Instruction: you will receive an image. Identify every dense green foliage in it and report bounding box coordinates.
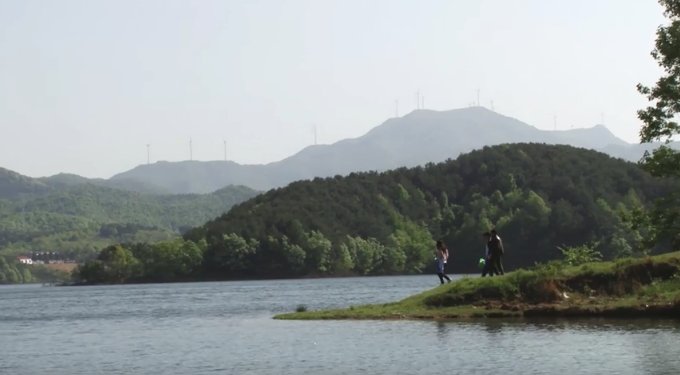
[0,256,34,283]
[0,184,258,261]
[0,168,51,199]
[558,243,603,266]
[637,0,680,248]
[165,144,673,281]
[75,239,205,284]
[0,256,70,284]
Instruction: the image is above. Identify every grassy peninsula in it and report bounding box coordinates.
[275,251,680,320]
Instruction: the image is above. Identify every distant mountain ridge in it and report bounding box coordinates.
[4,107,678,195]
[0,167,51,199]
[0,167,169,200]
[39,173,170,195]
[110,107,678,193]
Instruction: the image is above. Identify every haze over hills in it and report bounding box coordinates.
[0,173,259,260]
[109,107,678,194]
[3,107,676,196]
[0,167,171,200]
[0,167,51,199]
[39,173,172,195]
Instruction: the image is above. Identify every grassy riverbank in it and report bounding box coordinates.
[275,251,680,320]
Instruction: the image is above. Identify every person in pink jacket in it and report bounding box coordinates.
[435,240,451,284]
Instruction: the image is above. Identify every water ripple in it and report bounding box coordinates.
[1,276,679,374]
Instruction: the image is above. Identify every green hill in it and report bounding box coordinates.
[0,167,51,199]
[0,184,259,261]
[184,143,673,279]
[38,173,170,195]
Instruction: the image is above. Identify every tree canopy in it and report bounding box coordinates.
[637,0,680,248]
[174,144,672,280]
[0,184,258,262]
[75,144,676,284]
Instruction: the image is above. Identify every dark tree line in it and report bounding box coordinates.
[186,144,669,276]
[75,144,674,284]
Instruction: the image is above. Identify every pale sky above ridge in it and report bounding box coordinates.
[0,0,667,178]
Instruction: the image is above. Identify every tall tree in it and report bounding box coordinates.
[637,0,680,247]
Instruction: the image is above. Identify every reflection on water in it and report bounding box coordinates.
[429,318,680,375]
[1,277,679,375]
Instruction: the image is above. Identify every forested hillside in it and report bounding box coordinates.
[0,167,51,199]
[0,184,259,261]
[165,143,672,280]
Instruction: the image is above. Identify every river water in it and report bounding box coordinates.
[1,275,679,374]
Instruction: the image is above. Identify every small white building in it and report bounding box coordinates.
[17,256,33,265]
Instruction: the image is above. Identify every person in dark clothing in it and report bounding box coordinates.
[435,240,451,284]
[488,229,505,275]
[480,232,496,277]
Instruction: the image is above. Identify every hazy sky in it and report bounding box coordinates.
[0,0,667,178]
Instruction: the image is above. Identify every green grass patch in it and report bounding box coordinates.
[275,251,680,320]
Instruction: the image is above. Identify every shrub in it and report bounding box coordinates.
[558,243,602,266]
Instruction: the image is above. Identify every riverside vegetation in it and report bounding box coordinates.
[275,251,680,320]
[71,143,676,284]
[0,178,258,283]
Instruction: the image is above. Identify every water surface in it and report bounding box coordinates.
[1,276,679,374]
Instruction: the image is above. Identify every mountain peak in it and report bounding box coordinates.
[553,124,628,148]
[404,106,497,118]
[58,107,650,194]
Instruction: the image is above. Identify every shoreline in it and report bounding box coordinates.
[274,251,680,320]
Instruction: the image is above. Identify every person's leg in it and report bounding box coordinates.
[442,263,451,282]
[481,258,490,277]
[489,256,499,276]
[443,273,451,282]
[491,257,501,275]
[437,260,445,283]
[497,255,505,275]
